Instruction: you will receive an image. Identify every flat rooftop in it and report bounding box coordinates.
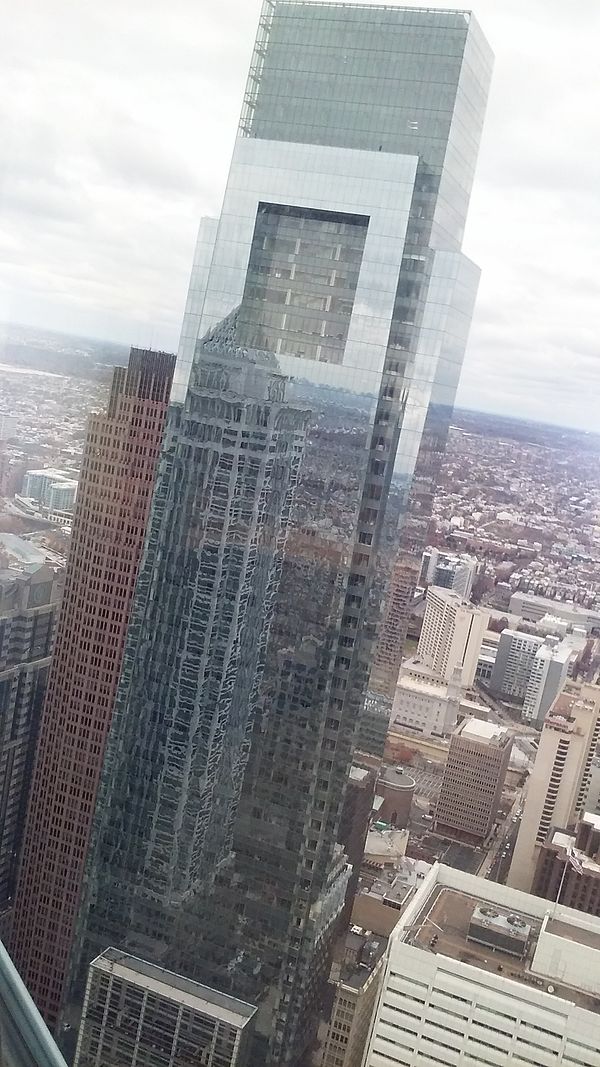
[93,949,256,1028]
[546,918,600,953]
[457,718,508,744]
[406,887,600,1015]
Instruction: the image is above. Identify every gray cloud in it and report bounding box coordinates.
[0,0,598,429]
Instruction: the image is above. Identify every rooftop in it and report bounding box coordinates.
[92,949,256,1027]
[456,717,508,744]
[404,876,600,1016]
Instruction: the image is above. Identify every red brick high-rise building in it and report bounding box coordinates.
[10,348,174,1029]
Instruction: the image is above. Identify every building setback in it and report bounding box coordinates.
[74,949,256,1067]
[0,565,60,937]
[78,5,492,1066]
[434,718,512,843]
[11,348,175,1029]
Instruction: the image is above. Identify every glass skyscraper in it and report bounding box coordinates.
[76,4,492,1064]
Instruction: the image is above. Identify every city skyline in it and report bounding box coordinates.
[1,0,599,431]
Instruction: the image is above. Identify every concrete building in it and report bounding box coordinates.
[434,718,512,844]
[416,587,488,687]
[392,659,461,737]
[418,547,477,600]
[353,858,432,934]
[321,929,387,1067]
[0,565,59,936]
[489,628,544,702]
[74,949,256,1067]
[532,812,600,916]
[11,349,175,1029]
[585,756,600,814]
[510,591,600,635]
[522,635,572,726]
[364,863,600,1067]
[375,767,415,828]
[21,468,75,507]
[508,684,600,893]
[47,479,78,513]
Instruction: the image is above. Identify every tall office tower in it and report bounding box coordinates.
[364,863,600,1067]
[532,812,600,915]
[489,627,544,701]
[522,635,571,726]
[0,564,59,938]
[508,684,600,892]
[80,4,492,1064]
[74,950,256,1067]
[11,349,175,1029]
[415,586,488,686]
[434,718,512,843]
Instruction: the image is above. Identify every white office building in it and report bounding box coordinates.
[364,863,600,1067]
[417,587,488,688]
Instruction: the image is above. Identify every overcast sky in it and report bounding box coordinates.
[1,0,599,429]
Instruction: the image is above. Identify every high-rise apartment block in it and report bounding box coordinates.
[508,684,600,893]
[416,586,488,687]
[364,863,600,1067]
[78,5,491,1065]
[532,811,600,916]
[522,635,572,726]
[489,628,544,701]
[74,950,256,1067]
[11,349,175,1029]
[418,546,477,599]
[0,564,59,937]
[434,718,512,843]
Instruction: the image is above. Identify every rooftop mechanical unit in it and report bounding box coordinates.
[468,905,531,958]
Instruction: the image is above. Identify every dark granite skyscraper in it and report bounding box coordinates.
[78,4,492,1064]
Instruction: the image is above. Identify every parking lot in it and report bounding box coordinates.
[400,764,444,800]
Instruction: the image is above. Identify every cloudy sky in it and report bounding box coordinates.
[1,0,599,429]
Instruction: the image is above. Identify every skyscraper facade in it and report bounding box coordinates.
[80,4,492,1064]
[11,349,175,1029]
[0,564,60,937]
